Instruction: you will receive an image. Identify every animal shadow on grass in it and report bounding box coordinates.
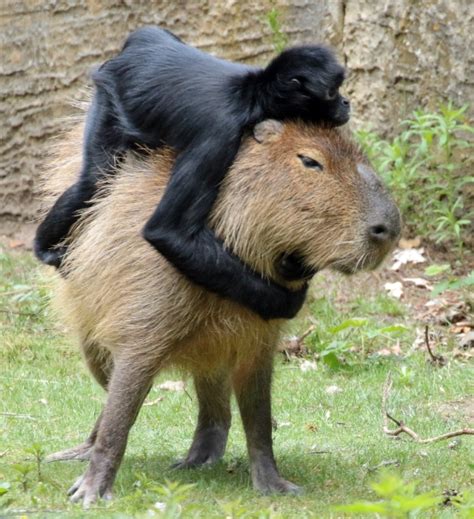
[111,450,360,500]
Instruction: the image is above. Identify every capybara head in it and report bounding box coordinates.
[211,119,400,285]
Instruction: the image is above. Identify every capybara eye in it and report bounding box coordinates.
[290,77,301,87]
[298,154,323,171]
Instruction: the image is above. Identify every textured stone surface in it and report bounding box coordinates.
[1,0,472,226]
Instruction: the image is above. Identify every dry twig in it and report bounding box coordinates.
[424,325,446,366]
[382,374,473,443]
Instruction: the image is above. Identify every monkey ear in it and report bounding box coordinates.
[253,119,284,143]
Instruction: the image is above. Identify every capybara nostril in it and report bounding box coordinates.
[341,97,350,107]
[368,223,390,243]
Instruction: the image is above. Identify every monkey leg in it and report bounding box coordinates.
[35,89,126,269]
[68,356,155,507]
[233,355,301,495]
[47,343,112,462]
[173,370,231,469]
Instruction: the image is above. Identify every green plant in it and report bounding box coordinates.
[452,491,474,518]
[306,308,408,368]
[10,463,33,493]
[333,472,441,517]
[424,263,474,295]
[266,5,288,53]
[357,103,473,253]
[431,270,474,296]
[25,443,45,482]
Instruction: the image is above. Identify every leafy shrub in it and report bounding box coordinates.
[333,472,441,517]
[357,104,473,253]
[266,5,288,53]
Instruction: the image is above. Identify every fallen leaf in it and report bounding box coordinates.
[390,248,426,271]
[399,237,421,249]
[376,341,402,357]
[143,396,164,406]
[411,327,426,350]
[403,277,432,290]
[9,239,25,249]
[384,281,403,299]
[325,385,342,395]
[299,360,317,372]
[459,331,474,350]
[158,380,185,392]
[450,324,471,334]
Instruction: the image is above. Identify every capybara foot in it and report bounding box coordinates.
[172,426,227,469]
[171,447,223,469]
[251,463,302,495]
[68,470,113,508]
[46,442,93,462]
[253,475,302,495]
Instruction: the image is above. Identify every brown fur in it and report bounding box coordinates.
[43,118,399,505]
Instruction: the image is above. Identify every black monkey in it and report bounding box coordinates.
[34,26,350,320]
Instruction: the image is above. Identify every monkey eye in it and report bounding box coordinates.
[298,154,323,171]
[290,77,301,87]
[327,88,338,100]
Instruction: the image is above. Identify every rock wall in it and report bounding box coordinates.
[1,0,472,227]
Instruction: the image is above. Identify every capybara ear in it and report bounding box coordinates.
[253,119,284,143]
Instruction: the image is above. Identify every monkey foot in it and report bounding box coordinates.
[34,243,67,269]
[68,471,113,508]
[46,442,93,462]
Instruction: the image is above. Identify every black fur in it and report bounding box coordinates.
[34,26,349,320]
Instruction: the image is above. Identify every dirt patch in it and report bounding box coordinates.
[435,397,474,425]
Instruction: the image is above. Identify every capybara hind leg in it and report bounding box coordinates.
[83,342,113,390]
[173,371,231,469]
[234,355,301,495]
[68,358,155,507]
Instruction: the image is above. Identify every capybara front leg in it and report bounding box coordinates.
[173,370,231,468]
[234,356,301,495]
[68,360,154,507]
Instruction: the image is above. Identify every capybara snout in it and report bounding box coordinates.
[46,118,400,504]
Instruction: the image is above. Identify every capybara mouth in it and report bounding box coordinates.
[331,250,386,275]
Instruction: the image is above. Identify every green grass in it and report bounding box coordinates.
[1,248,473,518]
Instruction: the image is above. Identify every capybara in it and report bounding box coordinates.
[44,118,400,506]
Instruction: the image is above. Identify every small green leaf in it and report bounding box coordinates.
[328,318,369,334]
[321,352,342,369]
[0,482,10,496]
[424,264,451,276]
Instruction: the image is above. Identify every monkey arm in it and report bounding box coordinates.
[143,136,307,320]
